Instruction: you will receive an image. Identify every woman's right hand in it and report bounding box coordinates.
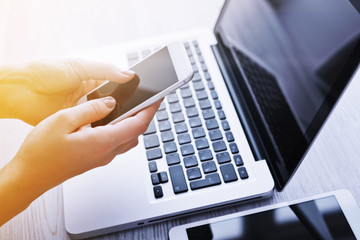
[12,97,160,201]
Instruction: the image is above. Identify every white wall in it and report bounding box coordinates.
[0,0,223,64]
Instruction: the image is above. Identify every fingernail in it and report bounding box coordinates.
[103,96,116,108]
[123,69,135,75]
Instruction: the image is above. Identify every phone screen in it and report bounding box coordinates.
[186,196,356,240]
[87,46,178,127]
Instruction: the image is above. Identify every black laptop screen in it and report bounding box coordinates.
[215,0,360,187]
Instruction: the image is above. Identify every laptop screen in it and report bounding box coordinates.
[215,0,360,187]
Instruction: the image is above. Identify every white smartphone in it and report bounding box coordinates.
[169,190,360,240]
[77,41,193,127]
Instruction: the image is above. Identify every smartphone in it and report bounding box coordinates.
[77,41,193,127]
[169,190,360,240]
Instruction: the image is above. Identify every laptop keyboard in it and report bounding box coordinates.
[126,41,249,199]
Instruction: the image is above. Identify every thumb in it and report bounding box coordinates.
[61,97,116,132]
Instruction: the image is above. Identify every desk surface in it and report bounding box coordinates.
[1,1,360,239]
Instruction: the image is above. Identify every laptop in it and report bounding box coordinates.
[63,0,360,239]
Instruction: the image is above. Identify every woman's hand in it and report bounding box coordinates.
[17,96,161,191]
[0,59,134,126]
[0,97,161,226]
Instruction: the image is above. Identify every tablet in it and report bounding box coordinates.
[169,190,360,240]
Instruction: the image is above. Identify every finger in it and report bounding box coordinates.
[66,58,135,83]
[57,96,116,132]
[74,100,161,147]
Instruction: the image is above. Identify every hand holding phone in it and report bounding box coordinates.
[77,41,193,127]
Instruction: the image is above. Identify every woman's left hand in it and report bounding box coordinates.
[0,59,134,126]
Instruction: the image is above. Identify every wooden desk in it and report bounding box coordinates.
[1,1,360,239]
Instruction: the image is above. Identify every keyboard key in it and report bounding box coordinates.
[195,138,209,150]
[206,119,219,130]
[221,120,230,131]
[220,164,238,183]
[209,130,223,141]
[198,149,213,161]
[199,99,211,110]
[151,173,160,185]
[186,48,193,57]
[148,161,157,173]
[202,161,217,174]
[159,171,169,183]
[161,131,174,142]
[184,155,198,168]
[159,102,166,110]
[190,173,221,190]
[166,153,180,165]
[234,154,244,166]
[159,121,171,132]
[143,134,160,149]
[184,42,190,49]
[127,52,139,60]
[213,141,227,152]
[198,55,204,63]
[186,107,199,118]
[181,144,195,156]
[193,81,205,91]
[167,93,179,103]
[207,81,215,90]
[156,110,168,121]
[214,100,222,110]
[189,56,195,65]
[146,148,162,160]
[225,131,234,142]
[178,133,191,145]
[189,117,202,128]
[229,143,239,154]
[195,47,201,55]
[192,73,202,82]
[170,103,182,113]
[164,142,177,154]
[238,167,249,179]
[181,88,192,98]
[218,110,226,120]
[211,90,218,100]
[169,165,188,194]
[153,186,163,199]
[144,120,156,135]
[187,167,202,180]
[141,49,151,58]
[202,109,215,120]
[193,40,199,48]
[192,127,206,139]
[128,58,138,66]
[172,112,185,123]
[175,123,188,134]
[201,64,208,72]
[196,90,208,100]
[181,83,190,89]
[183,97,195,108]
[216,152,231,164]
[204,72,211,80]
[192,64,198,73]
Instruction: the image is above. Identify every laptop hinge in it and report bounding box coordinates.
[211,34,284,189]
[211,43,268,162]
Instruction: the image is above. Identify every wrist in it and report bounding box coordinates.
[0,155,49,225]
[0,155,48,206]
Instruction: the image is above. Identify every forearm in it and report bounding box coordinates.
[0,156,45,226]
